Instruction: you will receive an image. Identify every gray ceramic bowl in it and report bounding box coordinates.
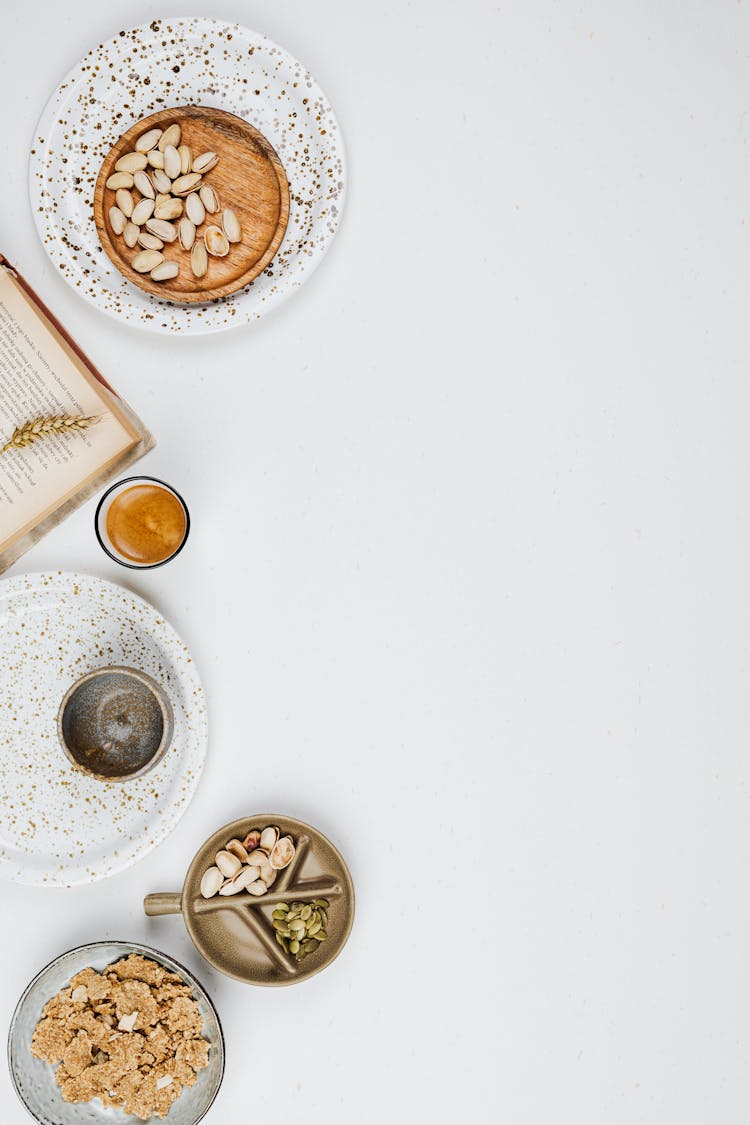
[8,941,224,1125]
[58,667,175,782]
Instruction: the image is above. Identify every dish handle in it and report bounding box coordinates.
[144,892,183,916]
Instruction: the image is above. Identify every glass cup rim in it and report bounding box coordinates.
[94,475,190,570]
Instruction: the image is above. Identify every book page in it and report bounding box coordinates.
[0,268,139,552]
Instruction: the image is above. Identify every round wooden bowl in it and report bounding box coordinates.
[94,106,290,304]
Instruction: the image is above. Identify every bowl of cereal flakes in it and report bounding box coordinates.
[8,941,224,1123]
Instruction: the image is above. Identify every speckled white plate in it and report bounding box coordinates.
[0,572,207,886]
[29,16,346,335]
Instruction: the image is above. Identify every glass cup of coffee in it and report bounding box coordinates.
[95,476,190,569]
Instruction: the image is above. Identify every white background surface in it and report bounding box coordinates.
[1,1,748,1121]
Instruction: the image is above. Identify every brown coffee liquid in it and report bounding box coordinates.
[106,484,187,565]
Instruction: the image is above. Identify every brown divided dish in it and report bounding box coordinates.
[144,815,355,986]
[94,106,290,304]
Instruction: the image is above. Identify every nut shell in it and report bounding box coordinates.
[225,838,249,863]
[133,170,155,199]
[215,850,242,878]
[115,152,148,174]
[150,261,179,282]
[269,835,295,870]
[246,850,269,868]
[246,880,268,897]
[145,218,178,243]
[132,249,163,274]
[115,189,134,219]
[135,127,163,153]
[190,241,208,278]
[259,826,279,852]
[200,866,223,898]
[157,123,181,152]
[204,226,230,257]
[123,222,139,248]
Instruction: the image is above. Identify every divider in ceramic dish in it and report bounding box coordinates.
[144,814,355,986]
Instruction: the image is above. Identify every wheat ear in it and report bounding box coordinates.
[1,414,102,454]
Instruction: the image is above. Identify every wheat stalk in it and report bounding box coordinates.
[1,414,102,454]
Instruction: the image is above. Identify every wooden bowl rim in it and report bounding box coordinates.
[93,105,290,305]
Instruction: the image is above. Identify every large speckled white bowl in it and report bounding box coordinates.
[8,941,225,1125]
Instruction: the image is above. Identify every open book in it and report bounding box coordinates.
[0,257,154,571]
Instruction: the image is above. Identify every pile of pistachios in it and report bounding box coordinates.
[272,899,330,961]
[103,120,242,283]
[200,825,295,899]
